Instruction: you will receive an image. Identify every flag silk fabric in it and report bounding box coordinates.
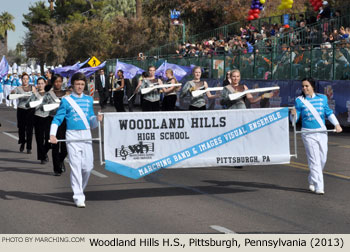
[54,58,90,77]
[103,107,290,179]
[115,60,144,79]
[155,62,194,81]
[0,56,9,79]
[67,61,107,85]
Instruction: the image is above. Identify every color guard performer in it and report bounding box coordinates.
[139,66,163,111]
[43,74,69,176]
[180,66,218,110]
[291,78,342,195]
[26,77,50,164]
[162,69,180,111]
[50,72,103,208]
[10,73,36,153]
[220,69,273,109]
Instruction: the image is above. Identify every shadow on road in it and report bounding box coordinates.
[202,180,309,194]
[0,166,52,176]
[0,190,73,207]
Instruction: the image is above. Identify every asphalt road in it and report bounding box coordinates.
[0,104,349,234]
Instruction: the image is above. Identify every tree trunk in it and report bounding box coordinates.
[136,0,142,18]
[4,31,7,56]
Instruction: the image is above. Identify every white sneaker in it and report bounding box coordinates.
[315,190,324,195]
[75,202,86,208]
[309,184,315,192]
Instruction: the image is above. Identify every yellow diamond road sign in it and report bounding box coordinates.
[88,56,101,67]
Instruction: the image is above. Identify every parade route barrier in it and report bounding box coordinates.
[101,108,292,179]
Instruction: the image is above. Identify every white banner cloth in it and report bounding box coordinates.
[103,108,290,179]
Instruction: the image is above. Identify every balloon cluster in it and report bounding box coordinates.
[247,0,265,21]
[309,0,323,11]
[278,0,294,10]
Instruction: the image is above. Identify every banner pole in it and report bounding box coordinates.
[98,117,104,165]
[296,129,336,134]
[293,110,297,159]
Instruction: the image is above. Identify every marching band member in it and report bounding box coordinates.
[43,74,69,176]
[11,72,21,109]
[113,70,126,112]
[50,72,103,208]
[29,72,38,86]
[3,74,13,107]
[161,69,180,111]
[139,66,163,111]
[220,69,273,109]
[291,78,342,195]
[27,77,50,164]
[10,73,36,153]
[180,66,218,110]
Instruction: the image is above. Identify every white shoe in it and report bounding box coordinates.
[309,184,315,192]
[315,190,324,195]
[76,202,86,208]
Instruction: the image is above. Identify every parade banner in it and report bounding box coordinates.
[103,108,290,179]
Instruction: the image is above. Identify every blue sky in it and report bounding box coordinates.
[1,0,45,50]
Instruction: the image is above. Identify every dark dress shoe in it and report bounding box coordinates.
[53,172,61,176]
[40,160,46,164]
[19,143,25,152]
[27,149,32,154]
[61,162,66,173]
[45,154,49,162]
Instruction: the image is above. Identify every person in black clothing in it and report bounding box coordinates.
[125,76,136,112]
[44,68,53,92]
[95,69,110,109]
[113,70,126,112]
[320,1,331,20]
[223,71,231,86]
[108,71,114,106]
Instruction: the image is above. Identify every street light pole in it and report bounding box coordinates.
[182,22,186,44]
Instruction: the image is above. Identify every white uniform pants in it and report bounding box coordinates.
[11,86,17,108]
[302,131,328,191]
[3,85,12,106]
[66,129,94,204]
[0,91,3,104]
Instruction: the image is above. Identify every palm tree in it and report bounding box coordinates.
[136,0,142,18]
[0,12,16,55]
[48,0,55,11]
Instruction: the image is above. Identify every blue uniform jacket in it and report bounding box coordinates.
[294,94,334,129]
[51,93,98,135]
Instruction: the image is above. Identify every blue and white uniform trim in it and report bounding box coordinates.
[50,93,98,136]
[293,94,339,129]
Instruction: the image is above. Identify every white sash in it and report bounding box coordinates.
[65,96,90,130]
[298,96,326,130]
